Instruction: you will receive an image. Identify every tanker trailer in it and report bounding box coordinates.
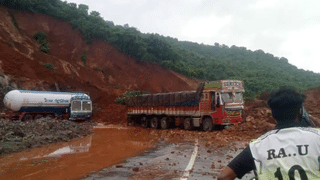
[3,90,92,121]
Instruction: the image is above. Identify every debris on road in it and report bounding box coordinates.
[0,118,93,156]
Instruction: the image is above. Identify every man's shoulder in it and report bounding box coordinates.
[250,127,320,146]
[250,129,278,145]
[298,126,320,134]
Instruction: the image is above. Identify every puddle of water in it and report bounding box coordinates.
[15,136,93,161]
[0,127,155,180]
[94,124,129,130]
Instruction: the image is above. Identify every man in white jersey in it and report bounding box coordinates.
[218,87,320,180]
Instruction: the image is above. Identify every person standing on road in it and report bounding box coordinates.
[218,87,320,180]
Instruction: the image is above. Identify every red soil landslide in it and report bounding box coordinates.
[0,6,200,124]
[1,4,320,141]
[2,5,320,180]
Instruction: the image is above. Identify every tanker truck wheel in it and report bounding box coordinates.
[141,117,149,128]
[184,118,194,130]
[22,114,33,121]
[203,117,214,132]
[150,117,160,129]
[160,117,169,129]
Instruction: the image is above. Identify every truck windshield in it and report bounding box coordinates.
[221,92,233,103]
[82,101,92,111]
[72,101,81,111]
[234,92,243,103]
[221,92,243,103]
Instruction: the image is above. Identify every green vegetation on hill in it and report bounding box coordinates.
[34,31,50,53]
[2,0,320,98]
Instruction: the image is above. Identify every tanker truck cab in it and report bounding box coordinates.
[69,94,92,120]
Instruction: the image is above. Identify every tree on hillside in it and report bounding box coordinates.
[2,0,320,98]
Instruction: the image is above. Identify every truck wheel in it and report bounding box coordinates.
[203,117,214,132]
[34,114,43,120]
[150,117,160,129]
[23,114,33,121]
[184,118,194,130]
[127,116,132,126]
[160,117,169,129]
[141,117,149,128]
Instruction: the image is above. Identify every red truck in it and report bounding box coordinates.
[127,80,244,131]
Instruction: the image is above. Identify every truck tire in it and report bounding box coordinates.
[160,117,169,129]
[184,118,194,130]
[150,117,160,129]
[141,117,149,128]
[23,114,33,121]
[203,117,214,132]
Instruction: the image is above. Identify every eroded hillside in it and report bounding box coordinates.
[0,6,200,123]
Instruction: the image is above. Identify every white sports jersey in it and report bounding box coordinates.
[250,127,320,180]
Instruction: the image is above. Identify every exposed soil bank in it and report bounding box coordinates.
[0,5,200,125]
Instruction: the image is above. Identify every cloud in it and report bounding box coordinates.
[280,24,320,72]
[181,15,232,39]
[67,0,320,73]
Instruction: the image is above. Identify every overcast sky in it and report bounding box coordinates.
[67,0,320,73]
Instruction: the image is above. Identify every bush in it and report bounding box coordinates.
[81,53,87,65]
[34,32,50,53]
[10,13,19,30]
[115,96,126,104]
[44,63,54,70]
[93,67,101,71]
[115,91,149,105]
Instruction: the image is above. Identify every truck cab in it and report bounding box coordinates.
[200,80,244,126]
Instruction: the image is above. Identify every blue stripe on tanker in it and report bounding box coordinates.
[18,106,69,116]
[18,90,85,95]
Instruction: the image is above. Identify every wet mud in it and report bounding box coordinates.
[0,127,155,180]
[0,125,256,180]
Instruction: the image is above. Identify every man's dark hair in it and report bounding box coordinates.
[267,87,305,122]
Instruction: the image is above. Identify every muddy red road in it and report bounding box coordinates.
[0,126,155,180]
[0,125,254,180]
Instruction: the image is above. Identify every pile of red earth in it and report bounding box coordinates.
[304,87,320,119]
[224,87,320,141]
[0,118,94,156]
[223,99,275,141]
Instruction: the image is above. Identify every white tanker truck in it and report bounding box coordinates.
[3,90,92,121]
